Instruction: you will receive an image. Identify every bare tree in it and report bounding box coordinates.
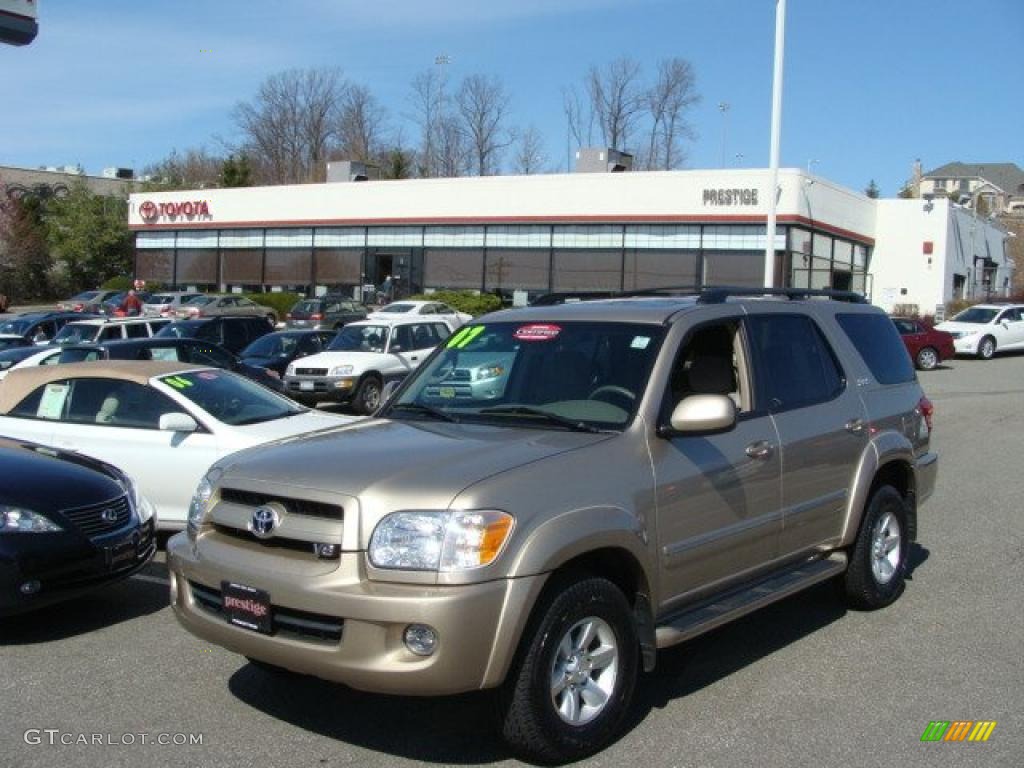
[336,84,388,164]
[234,68,347,184]
[143,147,223,190]
[644,57,699,170]
[435,115,470,178]
[408,68,447,177]
[586,57,644,151]
[562,85,594,151]
[511,125,547,175]
[455,74,511,176]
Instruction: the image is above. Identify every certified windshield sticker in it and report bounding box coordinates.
[37,383,69,420]
[163,375,195,389]
[447,325,485,349]
[631,336,651,349]
[514,324,561,342]
[197,372,219,380]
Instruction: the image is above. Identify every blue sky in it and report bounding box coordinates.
[2,0,1021,197]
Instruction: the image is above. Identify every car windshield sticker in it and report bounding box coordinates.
[163,375,195,389]
[513,324,562,342]
[446,325,485,349]
[197,372,219,380]
[631,336,651,350]
[149,347,180,362]
[37,383,69,420]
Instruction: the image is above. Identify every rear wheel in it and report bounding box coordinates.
[841,485,909,610]
[915,346,939,370]
[977,335,996,360]
[497,576,638,764]
[353,375,382,414]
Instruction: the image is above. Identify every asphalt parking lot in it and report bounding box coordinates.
[2,353,1022,768]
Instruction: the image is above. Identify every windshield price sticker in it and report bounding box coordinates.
[446,325,485,349]
[631,336,651,349]
[513,324,562,342]
[197,372,219,380]
[37,383,69,420]
[163,375,195,390]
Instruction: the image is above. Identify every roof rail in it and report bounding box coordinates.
[697,286,868,304]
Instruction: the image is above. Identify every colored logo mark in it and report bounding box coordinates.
[446,325,484,349]
[920,721,996,742]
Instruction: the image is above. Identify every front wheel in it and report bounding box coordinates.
[915,346,939,370]
[977,335,996,360]
[497,576,638,764]
[353,375,382,414]
[841,485,909,610]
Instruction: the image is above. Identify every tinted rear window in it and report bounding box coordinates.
[836,313,915,385]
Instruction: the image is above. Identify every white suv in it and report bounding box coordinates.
[51,317,170,346]
[935,303,1024,359]
[283,316,453,413]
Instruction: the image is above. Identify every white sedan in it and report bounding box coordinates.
[368,300,472,329]
[0,346,62,381]
[0,361,358,528]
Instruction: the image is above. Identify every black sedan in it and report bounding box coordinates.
[238,329,336,376]
[57,337,285,392]
[0,437,156,616]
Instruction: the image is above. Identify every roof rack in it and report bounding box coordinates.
[697,286,868,304]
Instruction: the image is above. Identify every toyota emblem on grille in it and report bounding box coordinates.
[249,505,280,539]
[100,508,119,525]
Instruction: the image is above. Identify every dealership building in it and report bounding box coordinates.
[128,167,1013,314]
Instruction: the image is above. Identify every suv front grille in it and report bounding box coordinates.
[219,488,343,520]
[188,581,344,643]
[60,495,132,538]
[295,367,328,376]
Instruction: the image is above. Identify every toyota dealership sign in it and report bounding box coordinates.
[138,199,211,223]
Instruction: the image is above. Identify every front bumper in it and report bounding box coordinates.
[283,375,356,403]
[951,335,982,355]
[0,519,156,616]
[167,532,543,695]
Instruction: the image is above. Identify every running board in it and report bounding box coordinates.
[655,553,847,649]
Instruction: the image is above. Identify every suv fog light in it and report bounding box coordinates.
[19,580,41,595]
[404,624,438,656]
[314,542,340,559]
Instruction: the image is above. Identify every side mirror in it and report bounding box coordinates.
[159,412,199,433]
[662,394,737,436]
[389,345,403,353]
[1001,319,1010,328]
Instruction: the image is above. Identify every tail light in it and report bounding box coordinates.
[310,313,323,321]
[918,396,933,432]
[73,303,83,312]
[160,308,171,317]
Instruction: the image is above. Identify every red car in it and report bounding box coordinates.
[892,317,955,370]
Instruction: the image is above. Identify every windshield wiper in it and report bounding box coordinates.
[388,402,461,423]
[478,406,604,433]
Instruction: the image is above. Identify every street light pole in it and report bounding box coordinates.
[764,0,786,288]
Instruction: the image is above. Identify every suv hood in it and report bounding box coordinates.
[934,321,991,333]
[290,350,385,369]
[218,419,613,515]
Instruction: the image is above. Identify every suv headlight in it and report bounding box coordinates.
[331,364,354,376]
[1,505,63,533]
[187,467,222,536]
[285,363,297,376]
[472,363,505,381]
[369,509,514,571]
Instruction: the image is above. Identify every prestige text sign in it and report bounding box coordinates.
[702,188,759,206]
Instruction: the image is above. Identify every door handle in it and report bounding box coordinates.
[410,356,419,362]
[745,441,774,460]
[845,418,867,435]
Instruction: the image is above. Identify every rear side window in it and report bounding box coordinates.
[748,314,844,411]
[836,313,915,385]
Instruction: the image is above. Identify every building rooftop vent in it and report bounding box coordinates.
[574,147,634,173]
[326,160,381,183]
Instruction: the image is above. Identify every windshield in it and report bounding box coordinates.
[156,321,202,338]
[378,303,414,314]
[58,347,104,363]
[292,300,319,314]
[951,307,998,324]
[384,321,665,430]
[328,324,390,352]
[52,323,99,344]
[148,294,173,304]
[158,369,304,426]
[242,333,299,358]
[72,291,99,301]
[183,296,215,306]
[0,318,31,334]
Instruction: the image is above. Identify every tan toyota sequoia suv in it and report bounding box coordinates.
[168,288,937,763]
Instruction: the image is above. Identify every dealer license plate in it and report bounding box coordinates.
[221,581,272,634]
[300,380,315,391]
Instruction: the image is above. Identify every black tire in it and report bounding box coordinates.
[915,346,939,371]
[353,375,382,414]
[496,576,639,764]
[976,335,996,360]
[842,485,909,610]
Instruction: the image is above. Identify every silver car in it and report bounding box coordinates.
[169,288,937,763]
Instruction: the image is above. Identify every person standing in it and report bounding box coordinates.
[120,289,143,316]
